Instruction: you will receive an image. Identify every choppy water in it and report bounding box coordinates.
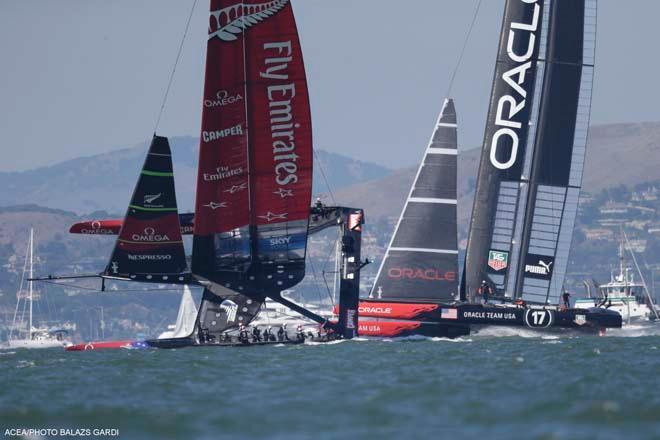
[2,325,660,440]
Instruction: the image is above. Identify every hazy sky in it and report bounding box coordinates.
[1,0,659,172]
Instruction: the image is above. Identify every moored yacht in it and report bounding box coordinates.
[5,229,71,349]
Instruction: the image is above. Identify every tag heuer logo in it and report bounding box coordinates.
[488,250,509,272]
[574,314,587,326]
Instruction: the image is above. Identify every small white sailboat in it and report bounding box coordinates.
[158,285,198,339]
[6,229,70,349]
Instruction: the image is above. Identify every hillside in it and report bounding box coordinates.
[0,137,391,215]
[332,121,660,222]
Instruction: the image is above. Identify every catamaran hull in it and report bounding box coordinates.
[65,340,148,351]
[145,337,304,349]
[355,302,621,337]
[8,339,68,349]
[358,320,470,338]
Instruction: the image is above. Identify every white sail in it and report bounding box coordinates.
[158,286,198,339]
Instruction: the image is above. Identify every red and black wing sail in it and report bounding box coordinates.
[192,0,313,292]
[105,135,187,281]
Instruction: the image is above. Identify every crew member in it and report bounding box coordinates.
[315,197,323,210]
[267,326,274,342]
[477,280,492,304]
[252,326,261,342]
[283,323,289,341]
[239,324,249,343]
[277,325,285,342]
[296,325,305,341]
[562,290,571,309]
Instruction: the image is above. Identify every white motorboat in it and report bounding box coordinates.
[575,233,659,324]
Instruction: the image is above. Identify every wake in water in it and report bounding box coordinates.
[471,326,554,339]
[605,321,660,338]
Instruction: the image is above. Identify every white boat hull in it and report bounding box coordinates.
[7,339,68,349]
[575,299,652,324]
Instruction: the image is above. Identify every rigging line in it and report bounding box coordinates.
[307,256,328,306]
[313,150,336,205]
[445,0,483,98]
[154,0,199,134]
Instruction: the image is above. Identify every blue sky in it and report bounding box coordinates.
[1,0,659,172]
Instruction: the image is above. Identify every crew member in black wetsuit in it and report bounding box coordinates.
[478,280,493,304]
[296,325,305,341]
[263,326,270,342]
[239,324,249,343]
[562,290,571,309]
[198,326,206,344]
[277,325,285,342]
[252,326,261,342]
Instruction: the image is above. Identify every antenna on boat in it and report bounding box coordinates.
[622,228,660,320]
[28,228,33,341]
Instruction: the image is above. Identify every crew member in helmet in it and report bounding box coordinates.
[477,280,492,304]
[562,290,571,310]
[239,323,249,343]
[252,325,261,342]
[277,325,285,342]
[296,324,305,341]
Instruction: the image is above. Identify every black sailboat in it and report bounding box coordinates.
[104,135,189,283]
[358,0,621,337]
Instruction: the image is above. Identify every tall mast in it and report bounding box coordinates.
[28,228,33,340]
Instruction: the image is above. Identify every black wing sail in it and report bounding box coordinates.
[463,0,596,304]
[105,135,187,282]
[512,0,596,304]
[370,98,459,303]
[195,287,264,339]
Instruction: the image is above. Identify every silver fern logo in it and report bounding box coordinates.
[209,0,289,41]
[220,299,239,323]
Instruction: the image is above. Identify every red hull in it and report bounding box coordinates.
[65,340,136,351]
[334,302,440,320]
[358,320,423,337]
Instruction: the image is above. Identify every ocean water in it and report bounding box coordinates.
[2,325,660,440]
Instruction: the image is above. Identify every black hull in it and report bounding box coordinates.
[145,337,306,349]
[358,300,622,337]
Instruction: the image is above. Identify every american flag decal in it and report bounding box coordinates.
[441,308,457,320]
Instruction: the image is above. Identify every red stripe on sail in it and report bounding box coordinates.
[246,1,312,227]
[194,0,250,236]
